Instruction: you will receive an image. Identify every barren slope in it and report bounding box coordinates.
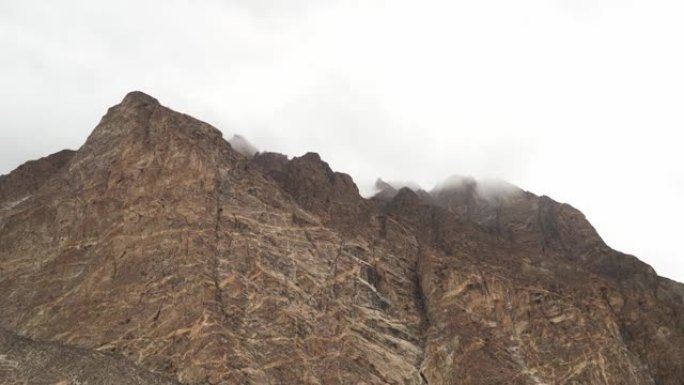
[1,92,682,384]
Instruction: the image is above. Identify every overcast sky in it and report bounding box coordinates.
[1,0,683,282]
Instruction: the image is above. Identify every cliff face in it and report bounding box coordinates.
[0,92,682,385]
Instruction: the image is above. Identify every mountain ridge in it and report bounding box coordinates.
[0,91,682,385]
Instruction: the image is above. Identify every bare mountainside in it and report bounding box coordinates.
[0,92,683,385]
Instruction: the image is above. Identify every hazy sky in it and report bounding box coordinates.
[1,0,683,282]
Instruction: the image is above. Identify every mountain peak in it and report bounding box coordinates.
[82,91,223,151]
[120,90,160,108]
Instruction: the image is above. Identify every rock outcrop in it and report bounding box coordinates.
[0,92,682,384]
[0,328,177,385]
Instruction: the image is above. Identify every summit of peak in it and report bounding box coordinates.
[75,91,232,175]
[120,91,160,107]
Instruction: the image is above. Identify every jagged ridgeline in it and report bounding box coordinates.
[1,92,683,385]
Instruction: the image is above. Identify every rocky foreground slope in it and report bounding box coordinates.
[1,92,683,385]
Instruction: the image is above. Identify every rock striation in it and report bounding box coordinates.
[0,328,178,385]
[0,91,683,384]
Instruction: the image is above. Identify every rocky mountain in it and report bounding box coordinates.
[0,91,682,385]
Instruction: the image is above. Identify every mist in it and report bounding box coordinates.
[432,175,523,202]
[228,135,259,158]
[1,0,683,282]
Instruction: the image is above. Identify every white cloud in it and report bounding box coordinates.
[1,0,683,281]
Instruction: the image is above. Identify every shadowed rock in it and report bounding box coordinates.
[0,328,178,385]
[0,149,74,203]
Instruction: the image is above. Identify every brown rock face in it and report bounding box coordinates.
[1,92,683,384]
[0,328,178,385]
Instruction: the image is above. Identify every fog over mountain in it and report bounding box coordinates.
[1,0,683,282]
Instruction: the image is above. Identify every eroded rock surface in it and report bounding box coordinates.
[1,91,683,384]
[0,328,177,385]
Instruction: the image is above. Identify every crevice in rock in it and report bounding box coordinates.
[212,147,228,322]
[414,245,431,385]
[419,371,429,385]
[328,241,344,305]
